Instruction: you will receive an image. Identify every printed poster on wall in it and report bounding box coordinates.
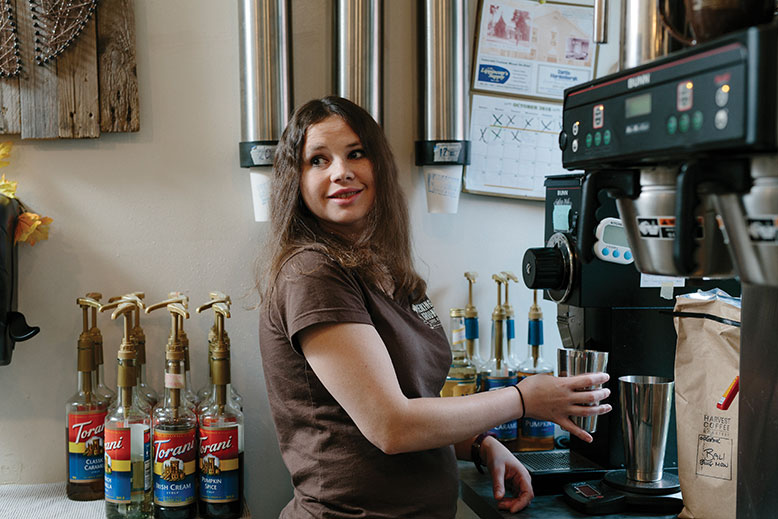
[473,0,596,100]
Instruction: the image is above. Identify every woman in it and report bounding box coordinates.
[259,96,611,518]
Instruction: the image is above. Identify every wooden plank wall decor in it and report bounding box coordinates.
[97,0,139,133]
[0,0,138,139]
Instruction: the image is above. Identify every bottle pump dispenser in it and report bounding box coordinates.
[463,272,482,370]
[87,292,115,406]
[501,271,519,367]
[66,295,108,501]
[481,274,519,451]
[147,292,198,410]
[197,292,242,413]
[196,298,244,518]
[146,300,198,518]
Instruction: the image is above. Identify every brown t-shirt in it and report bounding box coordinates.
[259,249,457,519]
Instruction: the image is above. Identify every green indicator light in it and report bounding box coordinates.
[603,129,612,145]
[594,132,602,146]
[679,113,690,133]
[667,116,678,135]
[692,111,703,131]
[586,133,593,148]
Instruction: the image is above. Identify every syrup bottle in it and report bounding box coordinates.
[88,292,116,407]
[196,299,244,519]
[146,300,198,519]
[480,274,519,451]
[517,290,555,451]
[66,295,108,501]
[102,300,153,519]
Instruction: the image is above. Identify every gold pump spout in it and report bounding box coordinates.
[464,272,478,319]
[101,300,140,413]
[491,274,508,323]
[501,271,518,318]
[197,299,232,406]
[75,295,101,401]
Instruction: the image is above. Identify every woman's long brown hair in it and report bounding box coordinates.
[259,96,426,304]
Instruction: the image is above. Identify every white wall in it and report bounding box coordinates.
[0,1,621,517]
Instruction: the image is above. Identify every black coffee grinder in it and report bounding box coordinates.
[521,175,737,510]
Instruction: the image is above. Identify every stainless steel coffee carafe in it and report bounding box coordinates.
[714,156,778,286]
[615,167,734,278]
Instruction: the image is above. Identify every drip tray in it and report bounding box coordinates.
[514,449,608,495]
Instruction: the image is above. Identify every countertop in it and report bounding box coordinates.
[458,462,680,519]
[0,482,251,519]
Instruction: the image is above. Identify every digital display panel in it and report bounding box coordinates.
[575,484,601,498]
[553,203,572,232]
[603,224,630,247]
[625,93,652,118]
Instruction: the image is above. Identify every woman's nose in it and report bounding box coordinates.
[330,158,355,182]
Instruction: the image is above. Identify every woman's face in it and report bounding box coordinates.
[300,115,376,236]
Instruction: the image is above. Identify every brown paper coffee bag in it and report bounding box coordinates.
[673,289,740,519]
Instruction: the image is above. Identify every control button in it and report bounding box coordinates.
[677,81,693,111]
[667,115,678,135]
[586,133,593,148]
[692,111,704,131]
[559,131,568,151]
[624,251,632,261]
[572,139,579,153]
[612,250,620,258]
[715,85,730,107]
[679,113,690,133]
[593,105,604,129]
[715,109,729,130]
[603,129,612,145]
[594,132,602,146]
[572,121,580,136]
[601,248,610,256]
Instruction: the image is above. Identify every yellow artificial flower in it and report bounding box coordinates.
[27,215,52,246]
[0,174,17,199]
[14,212,40,244]
[15,212,53,245]
[0,141,12,169]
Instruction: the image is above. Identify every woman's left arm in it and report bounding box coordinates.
[454,436,534,513]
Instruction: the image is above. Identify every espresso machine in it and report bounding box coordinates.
[547,16,778,519]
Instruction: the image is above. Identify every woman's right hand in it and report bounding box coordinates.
[518,373,611,443]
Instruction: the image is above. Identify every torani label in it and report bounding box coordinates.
[154,428,197,506]
[104,426,150,504]
[199,425,240,503]
[483,374,519,441]
[68,410,107,482]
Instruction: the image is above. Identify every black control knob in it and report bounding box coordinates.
[522,247,566,290]
[558,130,568,151]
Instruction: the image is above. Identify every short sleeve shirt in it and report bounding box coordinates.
[259,249,457,518]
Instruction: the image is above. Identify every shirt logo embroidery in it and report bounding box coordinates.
[411,298,442,329]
